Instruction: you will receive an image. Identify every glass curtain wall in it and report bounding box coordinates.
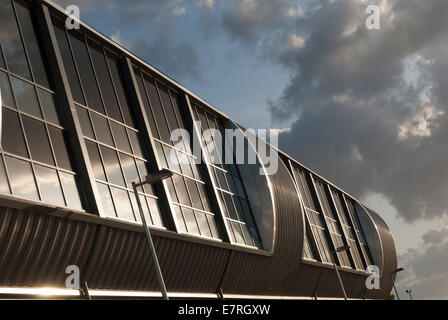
[52,20,164,226]
[133,67,221,239]
[0,0,83,210]
[191,103,262,248]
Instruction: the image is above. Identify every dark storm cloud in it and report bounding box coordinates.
[54,0,202,81]
[222,0,448,222]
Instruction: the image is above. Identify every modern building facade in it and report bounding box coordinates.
[0,0,397,299]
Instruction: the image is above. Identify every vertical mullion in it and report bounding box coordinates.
[183,95,231,243]
[33,2,102,215]
[119,57,179,232]
[309,174,341,266]
[288,160,322,262]
[327,186,356,269]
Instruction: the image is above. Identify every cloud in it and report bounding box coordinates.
[53,0,202,81]
[243,0,448,223]
[397,227,448,299]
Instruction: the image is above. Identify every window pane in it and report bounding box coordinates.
[91,113,113,146]
[53,24,85,104]
[2,108,28,157]
[185,178,203,210]
[60,172,83,210]
[5,156,38,200]
[120,153,139,188]
[135,70,159,139]
[48,126,72,171]
[22,116,55,165]
[232,222,245,244]
[38,89,61,125]
[111,187,135,221]
[11,77,42,118]
[183,207,199,235]
[158,85,178,133]
[128,130,143,157]
[69,32,103,113]
[224,193,238,220]
[15,2,50,88]
[0,71,15,107]
[76,106,94,139]
[0,0,31,79]
[174,205,186,232]
[110,122,131,153]
[145,77,170,143]
[34,165,65,206]
[96,182,116,217]
[89,42,122,122]
[107,54,134,126]
[197,183,211,212]
[196,211,211,237]
[86,140,105,181]
[0,44,5,69]
[173,174,191,206]
[100,145,125,186]
[0,157,10,194]
[207,214,220,239]
[147,197,163,227]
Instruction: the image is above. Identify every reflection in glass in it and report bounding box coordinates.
[91,113,113,146]
[147,197,163,227]
[96,182,116,218]
[76,106,94,139]
[49,126,72,171]
[119,153,139,187]
[53,24,85,104]
[5,156,39,200]
[38,89,60,125]
[34,165,65,206]
[100,145,125,186]
[106,54,134,126]
[0,0,31,79]
[127,130,143,158]
[0,43,5,69]
[196,212,211,237]
[15,2,50,88]
[60,172,83,210]
[111,122,131,153]
[69,32,103,113]
[86,140,106,181]
[0,157,10,194]
[183,207,199,235]
[0,71,15,107]
[10,77,42,118]
[111,187,135,221]
[22,116,55,165]
[89,42,122,122]
[2,108,28,157]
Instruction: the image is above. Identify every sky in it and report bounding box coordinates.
[53,0,448,299]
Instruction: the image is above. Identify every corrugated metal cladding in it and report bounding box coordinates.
[364,209,398,299]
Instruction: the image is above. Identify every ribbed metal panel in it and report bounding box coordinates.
[0,206,96,287]
[364,209,398,299]
[84,227,229,292]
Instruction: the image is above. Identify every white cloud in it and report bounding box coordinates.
[173,6,186,16]
[197,0,214,9]
[397,106,445,140]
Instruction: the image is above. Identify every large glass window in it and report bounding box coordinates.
[134,68,220,239]
[53,22,164,226]
[331,188,364,270]
[191,103,262,248]
[346,198,373,267]
[313,178,351,267]
[0,0,83,211]
[292,166,333,263]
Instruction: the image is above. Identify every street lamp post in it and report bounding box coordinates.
[132,169,173,300]
[333,245,350,300]
[406,289,413,300]
[389,267,404,300]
